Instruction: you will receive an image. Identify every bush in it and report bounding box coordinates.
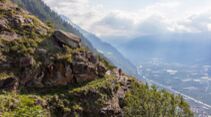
[123,79,194,117]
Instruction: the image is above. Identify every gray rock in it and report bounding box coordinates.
[53,30,81,48]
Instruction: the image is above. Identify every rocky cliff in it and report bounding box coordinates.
[0,0,193,117]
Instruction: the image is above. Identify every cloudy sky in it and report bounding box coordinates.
[43,0,211,40]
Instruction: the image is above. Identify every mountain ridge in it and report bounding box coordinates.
[113,34,211,65]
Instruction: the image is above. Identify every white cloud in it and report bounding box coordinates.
[207,24,211,31]
[43,0,211,40]
[43,0,104,30]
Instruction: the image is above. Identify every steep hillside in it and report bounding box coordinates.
[62,18,139,78]
[0,0,193,116]
[11,0,139,78]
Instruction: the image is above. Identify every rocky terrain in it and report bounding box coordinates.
[0,0,193,117]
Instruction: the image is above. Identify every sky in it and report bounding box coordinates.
[43,0,211,40]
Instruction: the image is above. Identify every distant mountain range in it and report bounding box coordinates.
[112,33,211,65]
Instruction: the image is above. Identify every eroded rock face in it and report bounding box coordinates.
[42,50,106,86]
[43,63,74,86]
[18,50,107,88]
[72,51,107,83]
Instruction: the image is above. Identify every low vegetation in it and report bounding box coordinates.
[0,93,48,117]
[0,75,193,117]
[123,79,193,117]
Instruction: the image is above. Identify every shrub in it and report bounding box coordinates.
[123,79,194,117]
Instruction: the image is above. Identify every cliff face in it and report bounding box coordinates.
[0,0,193,117]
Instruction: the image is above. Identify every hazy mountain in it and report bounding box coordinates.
[113,33,211,65]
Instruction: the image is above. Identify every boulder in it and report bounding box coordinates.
[53,30,81,48]
[0,77,19,91]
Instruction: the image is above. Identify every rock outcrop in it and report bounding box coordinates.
[100,69,132,116]
[17,49,106,88]
[53,30,81,48]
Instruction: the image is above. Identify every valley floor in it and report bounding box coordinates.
[137,60,211,116]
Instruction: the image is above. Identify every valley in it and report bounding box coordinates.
[137,59,211,116]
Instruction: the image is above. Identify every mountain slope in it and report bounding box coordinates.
[62,17,139,77]
[0,0,193,116]
[11,0,139,78]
